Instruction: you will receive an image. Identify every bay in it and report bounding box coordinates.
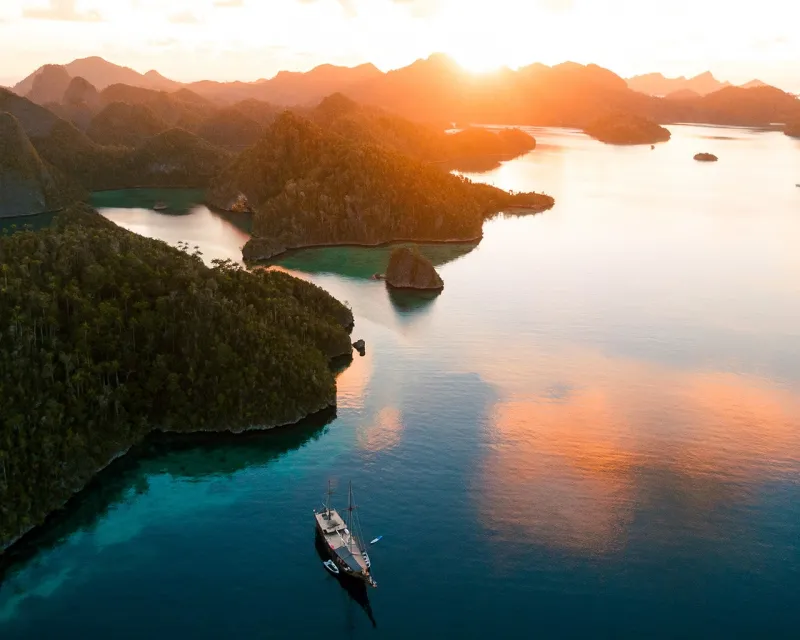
[1,125,799,639]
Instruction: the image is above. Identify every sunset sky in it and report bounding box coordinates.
[1,0,798,89]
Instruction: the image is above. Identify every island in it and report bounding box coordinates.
[385,246,444,290]
[583,113,672,145]
[208,111,555,262]
[0,204,354,551]
[311,93,537,166]
[694,152,718,162]
[786,122,800,138]
[0,88,232,193]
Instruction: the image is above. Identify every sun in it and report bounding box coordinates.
[444,37,533,74]
[449,48,507,74]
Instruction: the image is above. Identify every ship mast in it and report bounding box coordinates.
[325,479,334,517]
[346,481,356,532]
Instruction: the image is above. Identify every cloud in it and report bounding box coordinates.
[169,11,200,24]
[213,0,244,6]
[148,37,179,48]
[391,0,443,18]
[23,0,102,22]
[298,0,357,18]
[537,0,575,11]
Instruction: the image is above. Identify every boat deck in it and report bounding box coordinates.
[315,508,370,574]
[315,509,346,535]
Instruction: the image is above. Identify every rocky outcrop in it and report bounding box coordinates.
[353,339,366,356]
[584,113,671,145]
[385,246,444,291]
[694,153,718,162]
[0,111,78,217]
[786,122,800,138]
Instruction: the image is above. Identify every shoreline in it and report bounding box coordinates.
[243,234,485,264]
[90,185,208,193]
[0,402,340,573]
[0,206,64,220]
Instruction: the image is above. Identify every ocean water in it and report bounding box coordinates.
[1,126,799,638]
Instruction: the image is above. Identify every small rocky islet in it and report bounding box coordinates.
[694,152,719,162]
[384,246,444,291]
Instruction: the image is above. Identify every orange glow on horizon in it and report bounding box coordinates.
[2,0,797,89]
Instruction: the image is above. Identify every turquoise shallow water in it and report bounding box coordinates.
[2,126,800,638]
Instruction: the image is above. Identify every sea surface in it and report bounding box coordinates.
[2,126,799,638]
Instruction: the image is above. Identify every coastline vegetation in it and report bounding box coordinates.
[0,204,353,550]
[583,113,672,145]
[209,111,553,262]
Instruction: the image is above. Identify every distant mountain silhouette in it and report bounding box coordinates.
[689,86,800,126]
[26,65,73,106]
[49,77,103,130]
[14,57,183,96]
[337,55,800,128]
[741,79,769,89]
[627,71,732,97]
[338,54,667,126]
[185,62,384,105]
[98,84,215,128]
[8,54,800,142]
[664,89,701,101]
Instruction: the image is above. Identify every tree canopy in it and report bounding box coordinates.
[0,204,353,550]
[583,113,672,145]
[209,111,553,261]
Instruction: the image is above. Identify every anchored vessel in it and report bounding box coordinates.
[314,482,377,588]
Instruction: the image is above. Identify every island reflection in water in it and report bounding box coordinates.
[2,124,798,638]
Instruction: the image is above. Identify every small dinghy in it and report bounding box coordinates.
[323,560,340,575]
[153,201,168,211]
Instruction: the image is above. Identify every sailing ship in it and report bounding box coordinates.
[314,482,377,588]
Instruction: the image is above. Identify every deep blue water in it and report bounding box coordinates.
[1,125,799,638]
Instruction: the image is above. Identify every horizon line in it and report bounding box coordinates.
[5,52,793,94]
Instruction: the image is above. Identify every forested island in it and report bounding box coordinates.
[583,113,672,145]
[0,72,555,552]
[209,111,553,262]
[0,205,354,550]
[0,87,232,196]
[310,93,537,165]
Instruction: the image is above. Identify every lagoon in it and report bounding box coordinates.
[2,125,799,638]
